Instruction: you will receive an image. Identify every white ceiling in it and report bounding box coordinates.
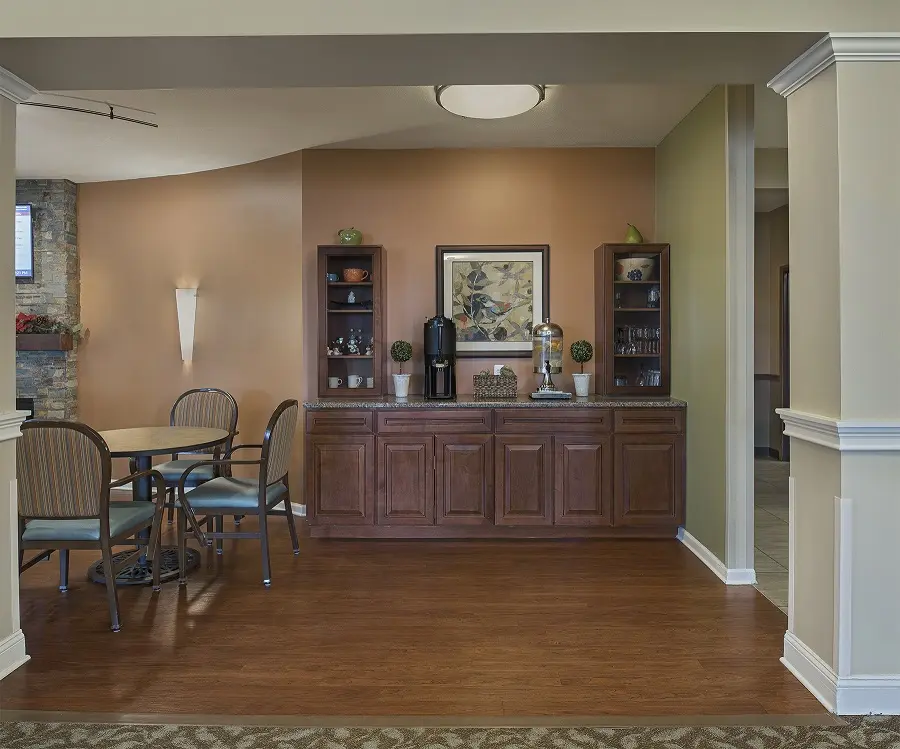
[17,84,725,182]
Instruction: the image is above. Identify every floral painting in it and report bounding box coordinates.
[437,246,549,357]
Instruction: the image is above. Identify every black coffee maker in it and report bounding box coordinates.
[424,315,457,399]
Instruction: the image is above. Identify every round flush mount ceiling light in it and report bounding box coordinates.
[434,84,545,119]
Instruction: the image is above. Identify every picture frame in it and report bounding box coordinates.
[435,245,550,358]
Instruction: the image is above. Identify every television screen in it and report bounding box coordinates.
[15,204,34,283]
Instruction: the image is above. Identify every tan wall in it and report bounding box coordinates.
[755,148,789,190]
[77,152,304,477]
[301,148,656,398]
[656,86,728,561]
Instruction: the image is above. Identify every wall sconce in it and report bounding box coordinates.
[175,288,197,362]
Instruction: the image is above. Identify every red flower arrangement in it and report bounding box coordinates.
[15,312,83,340]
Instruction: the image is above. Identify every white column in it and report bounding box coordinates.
[770,34,900,714]
[0,67,33,680]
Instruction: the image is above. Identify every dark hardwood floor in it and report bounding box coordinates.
[3,517,823,717]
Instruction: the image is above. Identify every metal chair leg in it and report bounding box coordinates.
[100,544,121,632]
[259,511,272,587]
[215,515,224,555]
[59,549,70,591]
[283,495,300,556]
[206,515,213,546]
[177,511,187,586]
[166,488,175,525]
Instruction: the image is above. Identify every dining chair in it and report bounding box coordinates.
[17,420,167,632]
[137,388,239,526]
[174,399,300,586]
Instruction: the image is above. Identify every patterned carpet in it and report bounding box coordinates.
[2,718,900,749]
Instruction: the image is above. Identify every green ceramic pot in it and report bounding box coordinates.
[337,227,363,245]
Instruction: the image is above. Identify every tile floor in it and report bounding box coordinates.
[754,458,789,613]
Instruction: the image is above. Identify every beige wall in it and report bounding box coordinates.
[78,152,304,476]
[755,148,789,190]
[301,148,656,398]
[656,86,727,561]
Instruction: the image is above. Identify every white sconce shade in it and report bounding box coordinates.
[175,288,197,361]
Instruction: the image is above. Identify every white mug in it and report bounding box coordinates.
[327,377,343,388]
[348,375,363,388]
[366,377,375,388]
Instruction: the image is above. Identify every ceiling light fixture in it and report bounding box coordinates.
[434,85,545,120]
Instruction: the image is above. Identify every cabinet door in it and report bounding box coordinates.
[554,435,613,526]
[377,436,434,525]
[614,434,684,526]
[307,435,374,524]
[494,435,552,525]
[435,435,493,525]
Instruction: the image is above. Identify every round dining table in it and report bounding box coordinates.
[88,426,229,587]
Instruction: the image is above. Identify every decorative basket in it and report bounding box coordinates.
[473,372,518,400]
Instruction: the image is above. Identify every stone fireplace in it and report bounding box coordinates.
[15,179,79,419]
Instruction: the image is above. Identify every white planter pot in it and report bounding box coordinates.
[393,373,411,398]
[572,372,592,397]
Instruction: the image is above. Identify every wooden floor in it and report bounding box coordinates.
[3,517,824,718]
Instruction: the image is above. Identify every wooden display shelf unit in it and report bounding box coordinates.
[16,333,73,351]
[595,243,671,396]
[318,245,386,397]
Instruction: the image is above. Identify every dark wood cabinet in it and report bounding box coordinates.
[435,434,493,525]
[614,433,684,527]
[306,434,374,524]
[376,436,434,525]
[305,404,686,538]
[494,435,552,526]
[554,435,613,526]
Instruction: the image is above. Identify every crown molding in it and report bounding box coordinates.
[0,66,36,104]
[769,34,900,98]
[0,411,29,443]
[777,408,900,451]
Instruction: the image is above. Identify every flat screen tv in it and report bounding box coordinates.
[15,204,34,283]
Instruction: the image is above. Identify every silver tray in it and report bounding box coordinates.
[529,391,572,400]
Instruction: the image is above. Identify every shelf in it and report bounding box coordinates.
[328,355,374,359]
[328,309,373,314]
[328,282,373,287]
[614,308,661,312]
[614,354,660,358]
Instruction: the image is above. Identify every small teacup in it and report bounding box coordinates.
[325,273,339,283]
[327,377,343,388]
[348,375,363,388]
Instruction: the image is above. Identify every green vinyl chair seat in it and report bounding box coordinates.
[22,501,157,543]
[153,459,215,484]
[180,477,287,511]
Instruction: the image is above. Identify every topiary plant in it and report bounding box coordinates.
[570,339,594,374]
[390,340,413,373]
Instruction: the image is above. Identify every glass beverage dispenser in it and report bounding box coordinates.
[532,318,564,392]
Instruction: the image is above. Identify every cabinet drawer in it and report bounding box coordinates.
[306,410,374,434]
[494,408,611,434]
[376,409,492,434]
[614,409,684,434]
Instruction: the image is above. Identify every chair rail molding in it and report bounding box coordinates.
[0,411,30,443]
[777,408,900,451]
[769,33,900,98]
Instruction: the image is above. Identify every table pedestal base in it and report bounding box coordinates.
[88,546,201,586]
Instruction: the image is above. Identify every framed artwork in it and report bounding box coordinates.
[435,245,550,358]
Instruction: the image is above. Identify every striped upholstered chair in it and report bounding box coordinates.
[18,420,166,632]
[139,388,239,525]
[174,400,300,586]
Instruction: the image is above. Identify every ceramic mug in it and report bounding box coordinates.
[328,377,343,388]
[325,273,339,282]
[366,377,375,388]
[342,268,370,283]
[348,375,363,388]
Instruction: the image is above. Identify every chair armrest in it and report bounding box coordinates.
[176,458,262,494]
[111,468,166,500]
[225,443,262,458]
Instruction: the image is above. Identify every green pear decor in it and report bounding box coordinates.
[624,223,644,244]
[570,340,594,374]
[337,227,363,245]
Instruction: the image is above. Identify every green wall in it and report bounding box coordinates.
[656,86,728,561]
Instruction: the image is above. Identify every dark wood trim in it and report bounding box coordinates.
[16,333,73,351]
[310,524,678,539]
[779,264,790,462]
[754,373,781,381]
[435,244,550,359]
[755,446,781,460]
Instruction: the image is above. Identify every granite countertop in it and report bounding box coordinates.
[303,395,687,409]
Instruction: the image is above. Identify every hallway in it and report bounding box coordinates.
[754,458,789,613]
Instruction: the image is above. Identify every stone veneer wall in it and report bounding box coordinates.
[15,179,79,419]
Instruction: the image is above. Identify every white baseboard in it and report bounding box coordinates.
[677,527,757,585]
[783,631,900,714]
[0,629,29,680]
